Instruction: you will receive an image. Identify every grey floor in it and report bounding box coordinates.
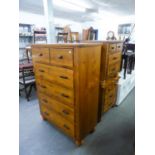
[19,88,135,155]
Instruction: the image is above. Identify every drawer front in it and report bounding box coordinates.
[32,48,49,64]
[37,79,74,105]
[50,48,73,68]
[108,52,121,65]
[107,63,120,78]
[40,104,74,137]
[35,63,49,77]
[108,44,116,53]
[103,93,116,112]
[39,93,74,123]
[105,86,116,100]
[35,63,73,88]
[116,43,123,52]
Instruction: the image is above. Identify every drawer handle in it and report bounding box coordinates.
[43,99,48,103]
[111,47,115,49]
[109,95,113,98]
[113,57,117,60]
[44,112,49,116]
[63,124,70,130]
[57,55,63,59]
[39,69,45,73]
[62,109,69,115]
[59,75,68,79]
[117,46,121,48]
[61,93,69,98]
[41,85,46,89]
[39,53,43,56]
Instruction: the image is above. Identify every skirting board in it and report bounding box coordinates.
[116,70,135,106]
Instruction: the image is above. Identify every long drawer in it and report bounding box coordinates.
[39,93,74,123]
[107,63,120,78]
[35,63,73,88]
[37,79,74,106]
[40,104,74,137]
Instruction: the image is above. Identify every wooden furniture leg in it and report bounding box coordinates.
[75,140,83,146]
[124,55,128,79]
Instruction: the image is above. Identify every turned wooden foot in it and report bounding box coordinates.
[89,128,95,134]
[75,140,83,146]
[41,115,47,121]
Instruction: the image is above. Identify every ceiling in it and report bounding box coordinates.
[19,0,135,22]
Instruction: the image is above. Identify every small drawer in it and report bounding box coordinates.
[50,48,73,68]
[32,48,49,64]
[107,63,120,78]
[116,43,123,52]
[109,44,116,53]
[37,79,74,106]
[35,64,74,88]
[39,93,74,123]
[41,104,74,137]
[108,52,121,65]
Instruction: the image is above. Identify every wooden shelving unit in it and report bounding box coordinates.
[33,29,47,44]
[19,23,34,59]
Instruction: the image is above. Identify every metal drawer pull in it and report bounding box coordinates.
[59,75,68,79]
[109,95,113,98]
[111,47,115,49]
[117,46,121,48]
[41,85,46,88]
[39,53,43,56]
[113,57,117,60]
[62,109,69,115]
[112,68,116,71]
[39,69,45,72]
[57,55,63,59]
[63,124,70,130]
[61,93,69,98]
[44,112,49,116]
[43,99,48,103]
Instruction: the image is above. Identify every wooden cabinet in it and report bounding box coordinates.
[81,41,123,121]
[99,41,123,120]
[32,43,101,145]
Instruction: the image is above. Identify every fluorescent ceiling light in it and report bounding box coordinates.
[53,0,86,12]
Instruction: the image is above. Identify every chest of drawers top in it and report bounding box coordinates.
[32,43,101,67]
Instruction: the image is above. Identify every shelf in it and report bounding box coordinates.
[55,27,64,30]
[19,35,33,37]
[34,30,46,34]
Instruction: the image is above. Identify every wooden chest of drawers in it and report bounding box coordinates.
[81,41,123,120]
[32,43,101,145]
[99,41,123,119]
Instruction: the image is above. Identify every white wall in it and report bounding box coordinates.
[19,11,134,41]
[19,11,83,41]
[19,11,82,31]
[19,11,46,27]
[81,14,135,40]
